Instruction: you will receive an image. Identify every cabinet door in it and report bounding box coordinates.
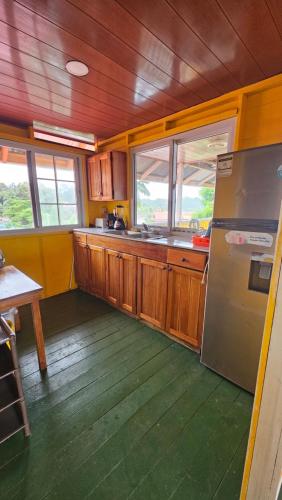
[166,266,206,349]
[137,258,168,329]
[120,253,137,314]
[105,249,120,306]
[88,244,105,297]
[74,241,89,290]
[88,156,102,200]
[100,152,113,201]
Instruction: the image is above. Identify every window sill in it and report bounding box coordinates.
[0,226,80,237]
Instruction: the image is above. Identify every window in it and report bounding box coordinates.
[133,119,234,231]
[135,145,170,226]
[35,154,78,227]
[0,143,82,232]
[0,147,34,230]
[174,134,229,229]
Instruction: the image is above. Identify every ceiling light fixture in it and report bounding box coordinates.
[66,60,89,76]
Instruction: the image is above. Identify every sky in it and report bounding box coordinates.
[0,163,30,185]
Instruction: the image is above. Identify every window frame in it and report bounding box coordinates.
[0,138,85,235]
[131,118,236,232]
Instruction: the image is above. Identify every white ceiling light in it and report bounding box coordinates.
[66,60,89,76]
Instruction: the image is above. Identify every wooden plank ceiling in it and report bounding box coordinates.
[0,0,281,140]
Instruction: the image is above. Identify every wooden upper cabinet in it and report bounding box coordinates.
[88,155,102,200]
[88,243,105,297]
[137,258,168,330]
[87,151,127,201]
[166,266,206,349]
[100,153,113,200]
[119,253,137,314]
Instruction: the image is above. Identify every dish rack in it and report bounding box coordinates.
[0,316,31,444]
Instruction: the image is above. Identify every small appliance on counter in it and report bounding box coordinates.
[114,218,126,230]
[95,218,107,229]
[107,205,126,230]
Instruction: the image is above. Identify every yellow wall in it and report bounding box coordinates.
[98,74,282,226]
[0,127,90,298]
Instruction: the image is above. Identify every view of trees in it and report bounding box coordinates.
[136,181,155,224]
[192,187,215,219]
[0,182,33,229]
[137,180,214,226]
[0,179,77,229]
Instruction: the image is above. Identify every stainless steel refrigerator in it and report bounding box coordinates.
[201,143,282,393]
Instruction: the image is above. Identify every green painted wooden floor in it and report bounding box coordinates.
[0,290,253,500]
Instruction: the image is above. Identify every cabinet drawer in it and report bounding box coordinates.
[167,248,206,271]
[73,232,87,244]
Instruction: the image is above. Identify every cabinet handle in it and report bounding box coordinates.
[168,267,172,272]
[181,257,189,262]
[162,266,167,270]
[116,254,119,258]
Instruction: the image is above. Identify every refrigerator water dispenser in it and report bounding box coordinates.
[248,253,273,294]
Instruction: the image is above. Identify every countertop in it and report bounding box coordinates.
[73,228,209,253]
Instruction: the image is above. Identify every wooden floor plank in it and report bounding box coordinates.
[17,290,114,352]
[128,382,252,500]
[22,318,139,390]
[0,341,181,498]
[84,369,222,500]
[0,327,170,472]
[213,431,250,500]
[20,313,134,377]
[0,291,253,500]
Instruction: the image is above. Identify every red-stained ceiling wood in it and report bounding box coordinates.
[0,0,281,139]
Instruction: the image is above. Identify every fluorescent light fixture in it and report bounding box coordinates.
[66,60,89,76]
[33,121,96,151]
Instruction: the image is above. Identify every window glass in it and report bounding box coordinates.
[59,205,78,225]
[35,153,78,227]
[57,181,76,204]
[174,134,229,229]
[135,145,170,226]
[38,179,57,203]
[0,146,34,230]
[41,204,59,226]
[55,157,75,181]
[35,153,55,179]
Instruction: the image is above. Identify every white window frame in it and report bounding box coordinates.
[131,118,236,232]
[0,138,85,235]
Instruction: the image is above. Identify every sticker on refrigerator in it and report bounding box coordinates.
[225,231,273,247]
[217,155,233,177]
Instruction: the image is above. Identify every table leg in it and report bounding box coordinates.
[31,298,47,371]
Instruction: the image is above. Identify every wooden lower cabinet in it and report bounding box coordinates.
[88,243,105,297]
[166,265,206,348]
[137,258,168,330]
[119,253,137,314]
[105,250,137,313]
[74,234,207,350]
[73,240,89,290]
[105,249,120,306]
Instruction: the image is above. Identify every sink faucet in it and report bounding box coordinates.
[142,223,149,231]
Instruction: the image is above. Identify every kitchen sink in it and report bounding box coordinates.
[102,229,163,239]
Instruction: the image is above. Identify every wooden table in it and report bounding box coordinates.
[0,265,46,371]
